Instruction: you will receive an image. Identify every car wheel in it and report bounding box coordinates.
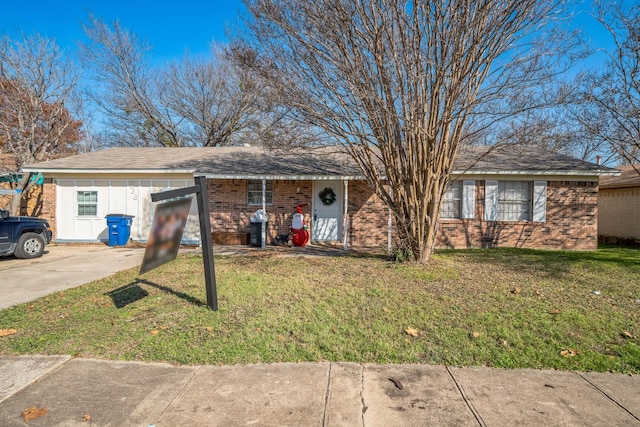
[15,232,44,259]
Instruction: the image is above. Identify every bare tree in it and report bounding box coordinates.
[0,34,82,214]
[479,105,610,163]
[239,0,581,262]
[575,1,640,168]
[81,16,281,147]
[80,16,182,147]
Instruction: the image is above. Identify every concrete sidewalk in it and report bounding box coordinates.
[0,356,638,426]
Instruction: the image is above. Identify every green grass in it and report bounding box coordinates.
[1,247,639,372]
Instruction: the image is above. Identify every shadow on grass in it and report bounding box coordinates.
[105,283,149,308]
[105,279,206,308]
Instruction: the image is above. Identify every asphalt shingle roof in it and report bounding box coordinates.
[599,165,640,189]
[22,145,616,177]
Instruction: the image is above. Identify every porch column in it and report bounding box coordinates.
[261,178,266,249]
[343,180,349,251]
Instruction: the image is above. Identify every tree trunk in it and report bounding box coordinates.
[8,174,31,216]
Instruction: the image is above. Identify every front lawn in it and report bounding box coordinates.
[1,247,639,372]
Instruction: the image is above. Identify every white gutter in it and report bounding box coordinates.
[20,168,197,174]
[21,168,618,179]
[451,169,621,177]
[202,174,366,180]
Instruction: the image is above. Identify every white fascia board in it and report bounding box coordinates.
[201,174,368,180]
[451,169,621,178]
[21,168,197,174]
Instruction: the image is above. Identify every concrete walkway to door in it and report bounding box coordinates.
[0,244,145,309]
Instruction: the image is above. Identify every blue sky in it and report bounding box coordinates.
[0,1,615,67]
[0,0,247,62]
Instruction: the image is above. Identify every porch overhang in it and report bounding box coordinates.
[201,174,368,181]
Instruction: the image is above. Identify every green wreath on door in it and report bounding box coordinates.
[319,187,337,206]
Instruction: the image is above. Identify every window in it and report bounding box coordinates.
[439,180,475,220]
[77,191,98,216]
[485,181,546,222]
[440,181,462,219]
[497,181,531,221]
[247,180,273,205]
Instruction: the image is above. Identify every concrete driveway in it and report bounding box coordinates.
[0,244,145,309]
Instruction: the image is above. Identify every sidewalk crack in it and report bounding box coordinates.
[322,363,332,427]
[154,365,201,424]
[360,364,366,427]
[445,365,486,427]
[578,373,640,423]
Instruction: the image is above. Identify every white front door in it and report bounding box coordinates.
[313,180,342,242]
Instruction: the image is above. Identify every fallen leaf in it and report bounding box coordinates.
[150,330,159,335]
[382,307,389,313]
[277,335,284,340]
[83,414,92,422]
[622,331,635,339]
[405,327,419,337]
[0,329,17,337]
[21,406,48,421]
[511,287,521,295]
[332,327,337,334]
[471,331,480,338]
[549,309,560,315]
[206,326,213,332]
[560,349,578,357]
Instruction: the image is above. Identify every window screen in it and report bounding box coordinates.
[497,181,530,221]
[440,181,462,219]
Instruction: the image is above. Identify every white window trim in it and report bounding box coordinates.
[532,181,547,222]
[462,180,475,219]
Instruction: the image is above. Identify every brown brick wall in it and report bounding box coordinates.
[207,178,599,250]
[41,179,57,239]
[208,179,313,242]
[346,181,390,247]
[598,187,640,240]
[435,180,598,250]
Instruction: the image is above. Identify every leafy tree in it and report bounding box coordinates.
[0,35,82,214]
[238,0,582,262]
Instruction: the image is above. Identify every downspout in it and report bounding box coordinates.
[343,180,349,251]
[261,178,266,249]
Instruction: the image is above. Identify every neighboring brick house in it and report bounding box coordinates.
[598,165,640,245]
[21,145,617,250]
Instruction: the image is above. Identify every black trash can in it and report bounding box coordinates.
[250,221,267,247]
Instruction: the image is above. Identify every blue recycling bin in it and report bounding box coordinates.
[106,214,135,247]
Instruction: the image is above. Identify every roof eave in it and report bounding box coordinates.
[200,174,367,180]
[452,169,621,177]
[20,168,197,174]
